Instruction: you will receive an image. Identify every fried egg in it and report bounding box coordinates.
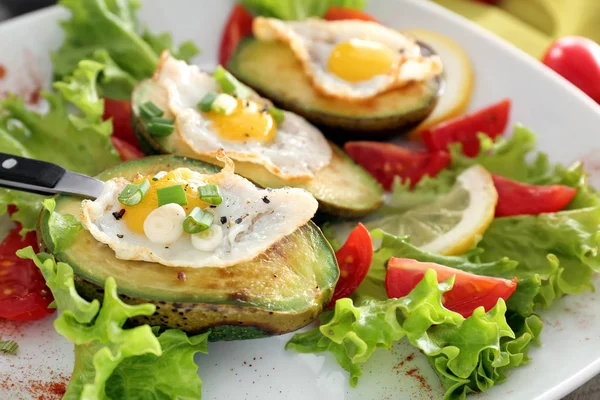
[253,17,443,101]
[153,52,332,181]
[80,152,318,268]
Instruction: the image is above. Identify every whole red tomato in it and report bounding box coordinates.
[542,36,600,104]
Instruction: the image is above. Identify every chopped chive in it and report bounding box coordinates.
[139,101,164,119]
[118,179,150,206]
[213,66,251,98]
[198,93,219,112]
[152,171,168,181]
[198,184,223,205]
[0,340,18,355]
[268,107,285,124]
[148,117,175,137]
[183,207,214,234]
[211,93,237,115]
[157,184,188,207]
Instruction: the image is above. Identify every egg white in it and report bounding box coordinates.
[253,17,443,101]
[153,52,332,181]
[80,157,319,268]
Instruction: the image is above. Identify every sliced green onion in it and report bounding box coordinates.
[152,171,168,181]
[183,207,214,234]
[214,66,251,98]
[148,117,175,137]
[0,340,18,355]
[268,106,285,124]
[139,101,164,119]
[211,93,237,115]
[198,93,219,112]
[118,179,150,206]
[198,184,223,205]
[157,184,188,207]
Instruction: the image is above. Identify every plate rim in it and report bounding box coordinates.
[1,1,599,399]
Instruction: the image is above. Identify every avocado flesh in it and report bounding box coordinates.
[131,80,384,218]
[38,155,339,341]
[227,38,441,138]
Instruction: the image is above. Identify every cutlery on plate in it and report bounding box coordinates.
[0,153,104,199]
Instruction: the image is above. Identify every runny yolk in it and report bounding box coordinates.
[327,39,396,82]
[204,98,277,142]
[122,169,209,235]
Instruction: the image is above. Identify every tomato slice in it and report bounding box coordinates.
[344,141,450,190]
[329,223,373,306]
[386,258,517,318]
[420,99,511,157]
[103,99,139,147]
[324,7,378,22]
[492,174,577,217]
[0,227,55,321]
[111,136,144,161]
[219,5,254,66]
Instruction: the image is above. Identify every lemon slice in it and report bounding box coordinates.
[368,165,497,255]
[404,29,475,139]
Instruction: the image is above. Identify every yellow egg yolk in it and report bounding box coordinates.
[122,169,210,235]
[204,98,277,142]
[327,39,396,82]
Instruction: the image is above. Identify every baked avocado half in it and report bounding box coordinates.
[131,79,384,218]
[38,155,339,341]
[226,38,442,139]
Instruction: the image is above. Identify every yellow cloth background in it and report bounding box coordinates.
[433,0,600,59]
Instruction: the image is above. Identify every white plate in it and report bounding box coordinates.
[1,1,600,399]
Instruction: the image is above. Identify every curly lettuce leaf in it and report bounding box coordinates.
[0,60,120,234]
[239,0,366,20]
[451,125,598,209]
[450,125,551,183]
[41,199,82,254]
[17,248,208,400]
[434,313,542,400]
[382,125,598,216]
[53,0,199,100]
[475,206,600,311]
[287,270,539,399]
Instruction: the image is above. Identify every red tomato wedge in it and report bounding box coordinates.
[420,99,511,157]
[542,37,600,104]
[0,227,55,321]
[324,7,378,22]
[329,223,373,307]
[103,99,139,147]
[344,141,450,190]
[110,136,144,161]
[492,174,577,217]
[386,258,517,318]
[219,4,254,66]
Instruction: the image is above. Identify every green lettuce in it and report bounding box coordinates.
[41,199,82,254]
[17,248,208,400]
[0,60,121,234]
[475,206,600,312]
[53,0,199,100]
[287,270,540,399]
[239,0,366,20]
[381,125,598,216]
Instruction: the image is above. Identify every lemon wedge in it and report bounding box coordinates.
[368,165,497,255]
[404,29,475,139]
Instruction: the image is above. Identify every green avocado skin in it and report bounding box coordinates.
[226,37,441,139]
[73,275,321,341]
[38,155,339,342]
[131,79,385,218]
